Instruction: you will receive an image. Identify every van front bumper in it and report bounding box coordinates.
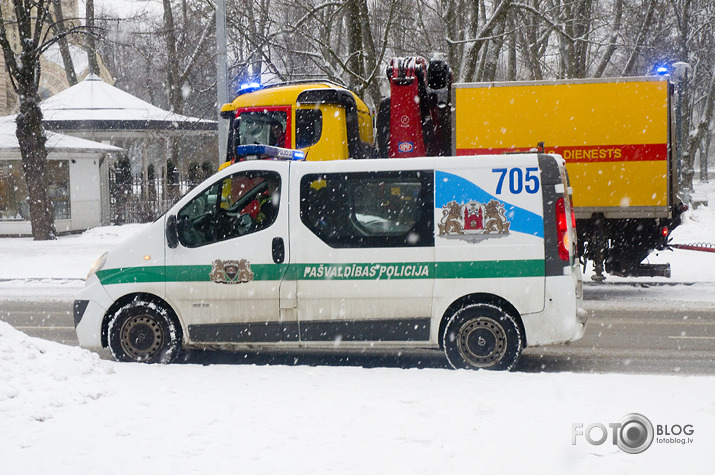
[74,275,113,349]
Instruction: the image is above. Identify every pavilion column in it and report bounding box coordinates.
[164,137,170,202]
[142,139,149,200]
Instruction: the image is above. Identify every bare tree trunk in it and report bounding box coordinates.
[517,0,544,80]
[621,0,656,76]
[594,0,623,78]
[699,133,710,182]
[357,0,381,106]
[442,0,460,78]
[51,0,77,85]
[163,0,181,113]
[479,23,506,81]
[345,0,364,92]
[85,0,101,75]
[16,97,56,240]
[461,0,512,82]
[684,66,715,191]
[506,11,517,81]
[0,0,57,240]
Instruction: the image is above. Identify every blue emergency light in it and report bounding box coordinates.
[656,66,669,76]
[238,82,263,94]
[236,145,305,161]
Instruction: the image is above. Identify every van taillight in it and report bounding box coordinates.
[556,197,570,261]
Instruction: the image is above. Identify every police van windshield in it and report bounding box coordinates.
[238,111,287,147]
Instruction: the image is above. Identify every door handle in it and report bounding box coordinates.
[272,237,285,264]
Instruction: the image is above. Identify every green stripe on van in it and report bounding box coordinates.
[435,259,545,279]
[96,266,166,285]
[97,259,544,285]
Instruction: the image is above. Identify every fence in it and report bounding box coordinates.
[109,168,196,224]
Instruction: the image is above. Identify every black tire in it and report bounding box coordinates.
[442,303,523,371]
[108,298,182,363]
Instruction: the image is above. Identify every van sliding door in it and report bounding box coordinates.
[291,168,435,344]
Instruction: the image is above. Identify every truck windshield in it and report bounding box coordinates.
[238,111,287,147]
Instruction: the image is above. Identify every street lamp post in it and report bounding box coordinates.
[216,0,229,169]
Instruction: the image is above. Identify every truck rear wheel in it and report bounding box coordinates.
[108,298,181,363]
[442,303,523,371]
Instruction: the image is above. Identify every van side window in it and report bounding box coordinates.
[177,171,281,247]
[295,109,322,148]
[300,171,434,248]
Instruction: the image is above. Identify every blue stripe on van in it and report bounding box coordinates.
[435,170,544,238]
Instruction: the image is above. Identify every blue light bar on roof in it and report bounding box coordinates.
[236,145,306,161]
[656,66,669,76]
[238,82,263,94]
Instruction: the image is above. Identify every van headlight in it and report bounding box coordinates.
[87,252,108,280]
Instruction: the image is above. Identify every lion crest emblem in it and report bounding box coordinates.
[438,199,510,241]
[483,199,511,233]
[438,201,464,235]
[209,259,254,284]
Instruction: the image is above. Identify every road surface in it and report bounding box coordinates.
[1,282,714,374]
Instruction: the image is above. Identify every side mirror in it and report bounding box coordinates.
[166,214,179,249]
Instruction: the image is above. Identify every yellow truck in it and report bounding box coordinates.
[453,77,684,278]
[220,64,684,279]
[219,82,374,162]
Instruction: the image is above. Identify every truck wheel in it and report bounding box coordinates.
[108,299,181,363]
[442,303,523,371]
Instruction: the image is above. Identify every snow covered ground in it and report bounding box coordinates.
[1,324,713,474]
[1,182,714,473]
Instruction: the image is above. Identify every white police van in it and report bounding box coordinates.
[74,147,585,370]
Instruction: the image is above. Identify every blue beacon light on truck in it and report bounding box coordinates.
[238,82,263,95]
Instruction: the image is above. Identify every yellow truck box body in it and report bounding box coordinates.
[453,77,672,218]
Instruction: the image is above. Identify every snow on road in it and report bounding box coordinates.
[1,182,714,473]
[0,224,147,300]
[1,319,712,474]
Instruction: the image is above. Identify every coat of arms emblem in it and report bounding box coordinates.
[438,199,510,240]
[209,259,254,284]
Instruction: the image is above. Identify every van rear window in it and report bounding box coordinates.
[300,171,434,248]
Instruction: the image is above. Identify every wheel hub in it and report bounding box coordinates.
[120,315,164,361]
[457,317,507,368]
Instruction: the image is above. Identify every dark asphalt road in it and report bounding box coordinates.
[1,284,714,374]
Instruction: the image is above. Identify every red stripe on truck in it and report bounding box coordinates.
[457,144,667,163]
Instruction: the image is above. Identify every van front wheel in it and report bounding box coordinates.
[108,299,181,363]
[442,303,523,371]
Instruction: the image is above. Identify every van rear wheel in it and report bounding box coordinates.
[108,299,181,363]
[442,303,523,371]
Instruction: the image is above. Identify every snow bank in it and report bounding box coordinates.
[0,322,712,473]
[578,180,715,282]
[639,181,715,281]
[0,223,146,281]
[0,321,113,424]
[0,223,148,298]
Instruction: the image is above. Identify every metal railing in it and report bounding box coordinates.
[109,170,197,224]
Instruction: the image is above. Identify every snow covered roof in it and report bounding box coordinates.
[0,115,122,156]
[41,74,216,134]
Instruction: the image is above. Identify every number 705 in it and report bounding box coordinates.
[492,167,540,194]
